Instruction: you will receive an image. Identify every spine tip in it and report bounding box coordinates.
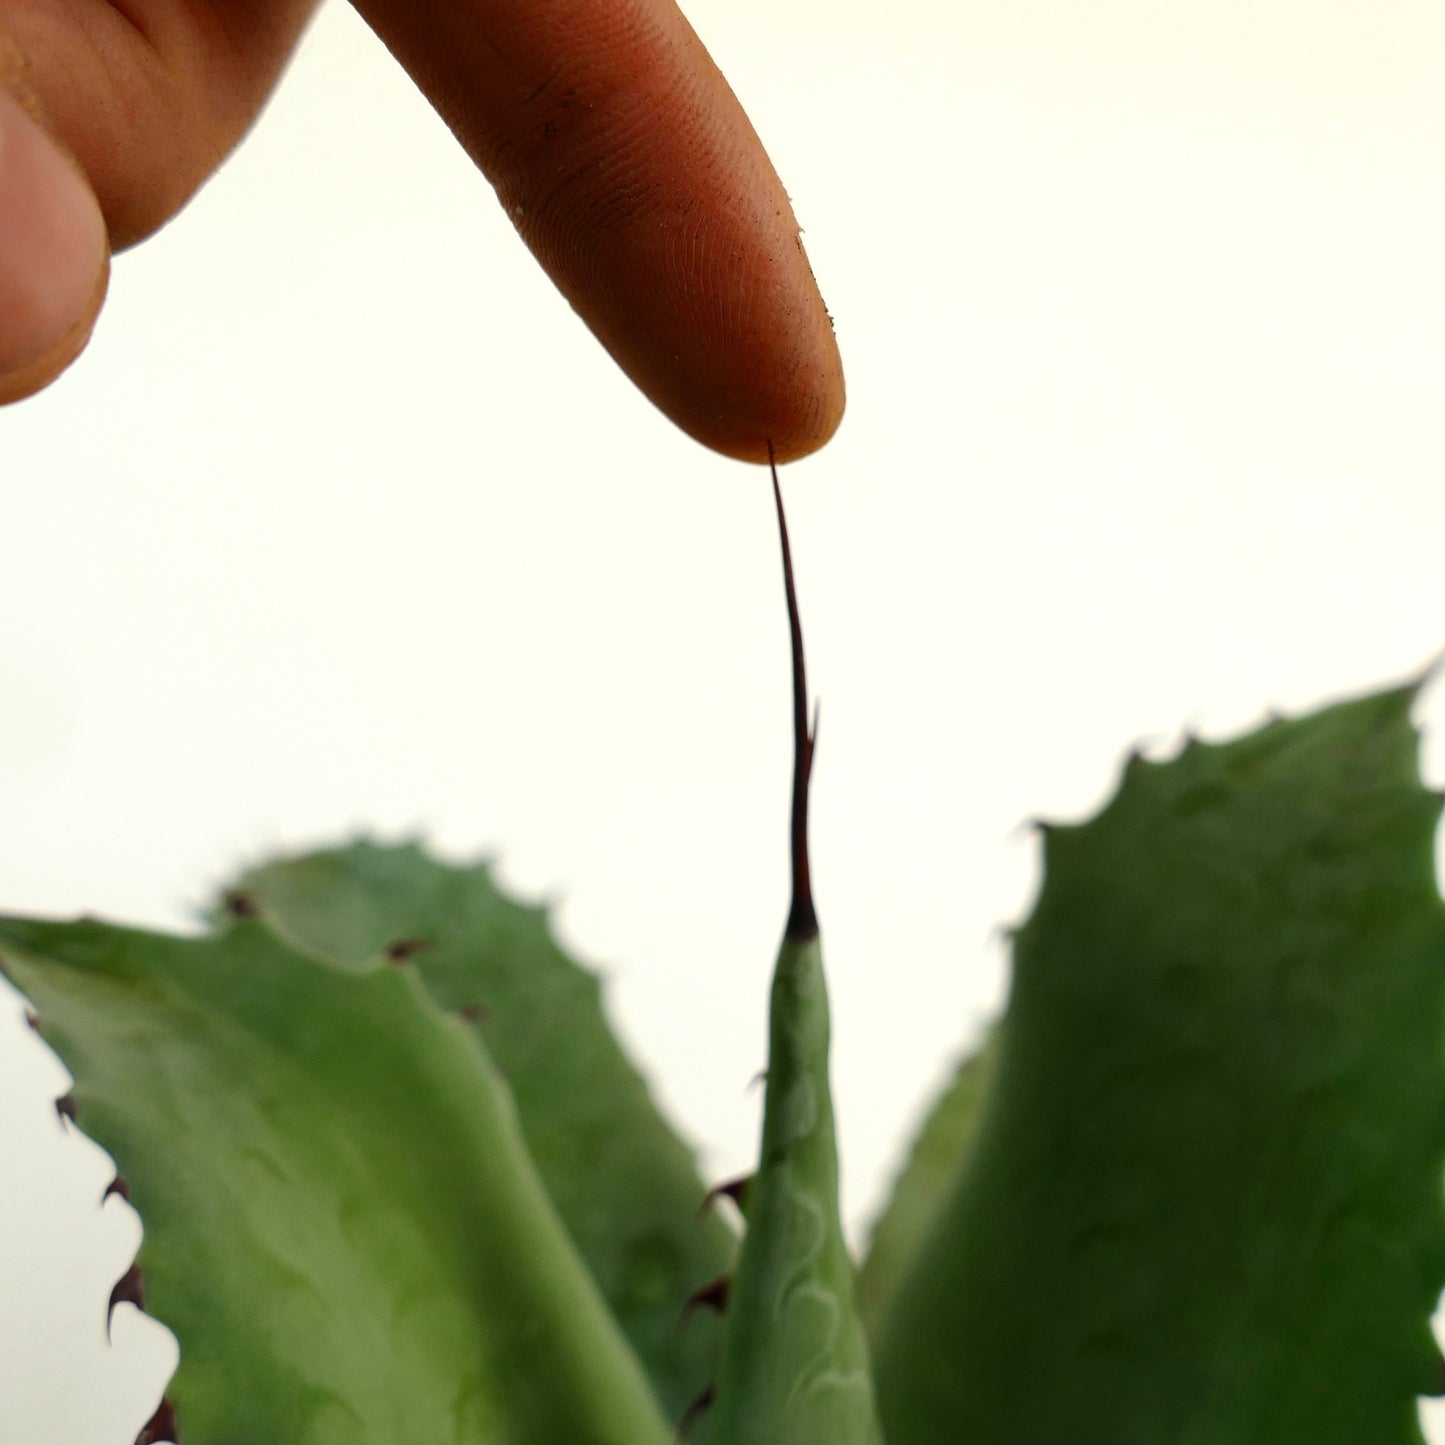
[769,442,819,943]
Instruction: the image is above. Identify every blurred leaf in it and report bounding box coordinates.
[855,1028,997,1342]
[1,912,673,1445]
[221,840,734,1416]
[872,684,1445,1445]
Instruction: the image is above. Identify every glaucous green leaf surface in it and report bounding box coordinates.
[855,1028,996,1344]
[872,684,1445,1445]
[700,933,885,1445]
[220,840,734,1418]
[1,914,674,1445]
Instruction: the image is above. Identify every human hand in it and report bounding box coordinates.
[0,0,843,461]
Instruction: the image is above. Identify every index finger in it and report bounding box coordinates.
[350,0,844,463]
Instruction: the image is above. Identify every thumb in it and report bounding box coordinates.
[0,43,108,405]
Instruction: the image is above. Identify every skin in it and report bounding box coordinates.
[0,0,844,461]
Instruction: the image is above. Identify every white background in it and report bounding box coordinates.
[3,0,1445,1438]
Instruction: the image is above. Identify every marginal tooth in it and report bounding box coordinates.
[54,1092,77,1125]
[678,1274,730,1329]
[221,890,260,921]
[135,1395,178,1445]
[108,1263,146,1339]
[674,1381,715,1442]
[384,938,434,964]
[457,1003,492,1025]
[23,1009,40,1031]
[699,1174,752,1216]
[104,1175,132,1203]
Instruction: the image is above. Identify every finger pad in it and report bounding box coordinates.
[357,0,845,460]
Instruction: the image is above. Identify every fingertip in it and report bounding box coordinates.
[0,251,108,406]
[0,71,110,406]
[691,326,846,465]
[567,207,847,465]
[354,0,846,468]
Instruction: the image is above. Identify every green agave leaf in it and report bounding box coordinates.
[1,913,674,1445]
[699,929,885,1445]
[698,467,884,1445]
[855,1028,997,1343]
[872,683,1445,1445]
[218,839,734,1418]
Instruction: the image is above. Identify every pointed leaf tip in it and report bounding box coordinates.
[697,456,883,1445]
[769,453,818,943]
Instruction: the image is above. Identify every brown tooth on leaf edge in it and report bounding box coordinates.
[108,1263,146,1338]
[135,1395,177,1445]
[23,1008,40,1031]
[385,937,434,964]
[679,1274,731,1328]
[675,1382,716,1442]
[221,890,260,920]
[699,1175,752,1216]
[747,1069,768,1093]
[104,1175,132,1203]
[457,1003,492,1024]
[55,1092,77,1124]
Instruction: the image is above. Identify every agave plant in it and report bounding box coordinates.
[6,473,1444,1443]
